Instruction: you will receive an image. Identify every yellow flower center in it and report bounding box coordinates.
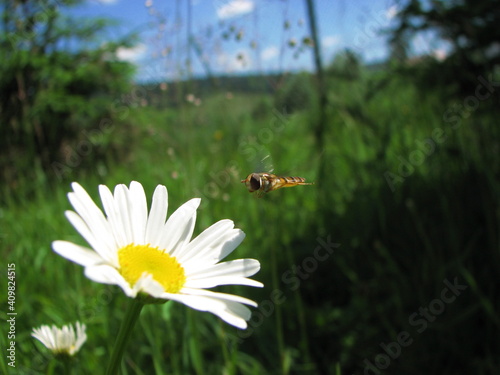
[118,244,186,294]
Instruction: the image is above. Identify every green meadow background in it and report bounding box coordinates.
[1,0,499,374]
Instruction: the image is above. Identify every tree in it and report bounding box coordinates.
[326,49,362,81]
[0,0,136,188]
[389,0,500,95]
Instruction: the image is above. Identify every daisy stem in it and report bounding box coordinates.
[46,358,56,375]
[106,298,144,375]
[62,358,72,375]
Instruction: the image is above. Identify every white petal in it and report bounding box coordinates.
[184,276,263,289]
[187,259,261,279]
[52,240,103,267]
[64,211,117,265]
[182,229,245,271]
[68,183,116,252]
[113,184,134,245]
[179,287,258,307]
[145,185,168,246]
[165,292,225,310]
[76,328,87,349]
[32,327,54,349]
[216,229,246,262]
[133,273,165,297]
[129,181,148,244]
[158,292,251,329]
[216,300,253,329]
[99,184,128,248]
[158,198,200,255]
[84,265,136,297]
[74,323,87,352]
[176,219,234,263]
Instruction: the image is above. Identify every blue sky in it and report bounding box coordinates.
[68,0,444,82]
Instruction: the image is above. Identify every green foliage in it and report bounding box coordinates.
[0,0,136,192]
[2,63,499,373]
[274,73,316,113]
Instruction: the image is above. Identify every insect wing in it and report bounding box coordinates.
[250,145,274,174]
[259,154,274,173]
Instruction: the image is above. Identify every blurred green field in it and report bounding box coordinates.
[1,65,499,374]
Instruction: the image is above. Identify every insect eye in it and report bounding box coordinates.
[249,175,261,191]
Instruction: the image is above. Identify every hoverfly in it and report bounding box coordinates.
[241,172,314,198]
[241,153,314,197]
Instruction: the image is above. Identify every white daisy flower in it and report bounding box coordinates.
[32,322,87,356]
[53,181,262,329]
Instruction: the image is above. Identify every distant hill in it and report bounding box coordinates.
[137,60,387,107]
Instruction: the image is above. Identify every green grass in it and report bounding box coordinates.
[1,72,499,374]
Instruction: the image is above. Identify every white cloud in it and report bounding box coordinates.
[216,49,252,73]
[432,48,448,61]
[216,0,254,19]
[90,0,119,5]
[322,35,341,48]
[261,46,278,61]
[116,44,147,62]
[385,5,399,20]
